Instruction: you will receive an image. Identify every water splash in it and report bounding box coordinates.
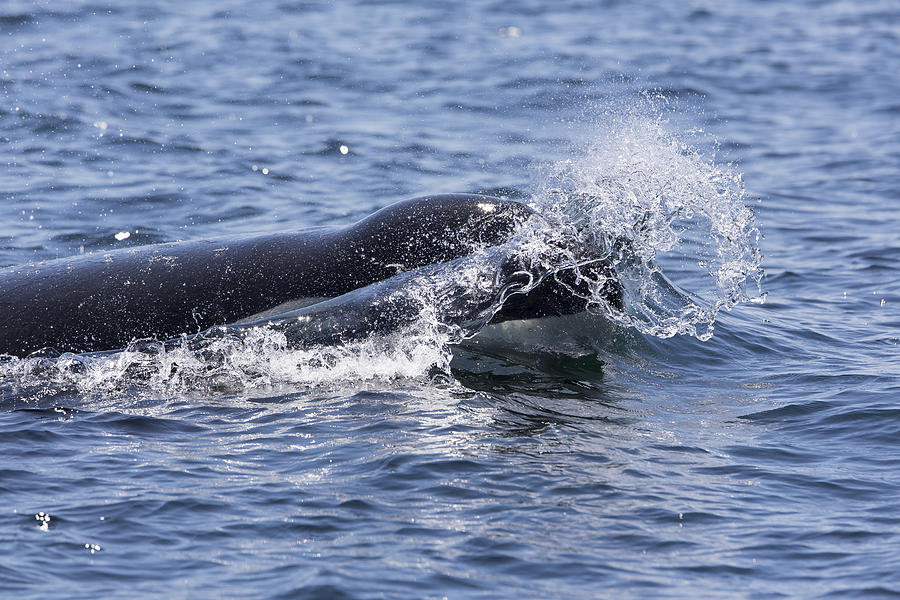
[0,316,456,396]
[530,107,763,340]
[0,106,763,392]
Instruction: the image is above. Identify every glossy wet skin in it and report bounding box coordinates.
[492,260,623,323]
[0,194,617,356]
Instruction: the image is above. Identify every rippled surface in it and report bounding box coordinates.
[2,1,899,598]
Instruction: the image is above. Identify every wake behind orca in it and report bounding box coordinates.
[0,194,622,357]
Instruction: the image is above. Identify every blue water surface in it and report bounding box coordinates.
[2,1,899,598]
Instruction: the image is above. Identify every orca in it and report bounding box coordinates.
[0,194,620,356]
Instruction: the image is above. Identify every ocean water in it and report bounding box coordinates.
[2,0,899,598]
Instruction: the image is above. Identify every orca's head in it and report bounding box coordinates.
[491,260,623,323]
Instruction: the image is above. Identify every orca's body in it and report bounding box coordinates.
[0,194,620,356]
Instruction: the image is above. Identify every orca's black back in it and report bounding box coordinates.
[0,194,535,355]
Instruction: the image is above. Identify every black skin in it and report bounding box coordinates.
[0,194,621,356]
[493,260,623,322]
